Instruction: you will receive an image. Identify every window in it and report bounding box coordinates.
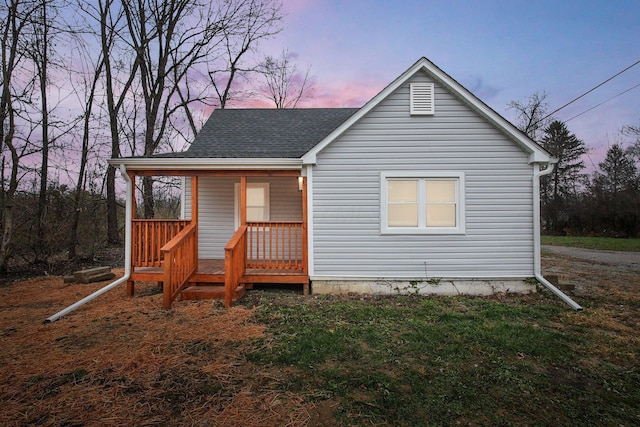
[410,83,435,115]
[387,180,419,227]
[381,172,465,234]
[235,182,269,228]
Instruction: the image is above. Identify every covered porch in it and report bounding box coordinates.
[124,169,309,308]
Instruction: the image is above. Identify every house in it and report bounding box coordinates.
[109,57,559,309]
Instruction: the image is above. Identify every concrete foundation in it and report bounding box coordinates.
[311,278,536,296]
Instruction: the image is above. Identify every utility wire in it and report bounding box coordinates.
[565,82,640,123]
[536,59,640,125]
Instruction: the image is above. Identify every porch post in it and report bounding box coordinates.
[127,172,136,296]
[191,176,199,272]
[240,176,247,225]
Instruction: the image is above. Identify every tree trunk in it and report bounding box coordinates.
[0,112,19,273]
[106,166,121,245]
[0,1,22,273]
[69,49,104,259]
[142,176,155,219]
[100,0,128,246]
[0,202,13,274]
[35,0,50,264]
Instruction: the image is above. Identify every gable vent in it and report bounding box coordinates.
[410,83,435,115]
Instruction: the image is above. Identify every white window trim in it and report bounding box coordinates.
[380,171,465,235]
[410,82,435,115]
[234,182,270,229]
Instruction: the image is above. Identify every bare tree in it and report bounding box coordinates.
[67,41,105,259]
[0,0,40,272]
[208,0,284,109]
[79,0,143,243]
[98,0,138,243]
[18,0,82,263]
[121,0,283,217]
[28,0,53,263]
[122,0,217,217]
[623,122,640,164]
[0,0,287,268]
[507,91,552,142]
[259,49,313,108]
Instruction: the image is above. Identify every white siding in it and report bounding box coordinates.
[185,176,302,259]
[311,71,535,279]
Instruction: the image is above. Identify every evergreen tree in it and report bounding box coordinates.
[539,120,588,233]
[593,144,639,196]
[591,144,640,236]
[541,120,588,201]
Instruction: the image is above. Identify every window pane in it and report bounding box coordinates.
[247,187,265,206]
[388,180,417,202]
[246,207,264,222]
[426,203,456,227]
[389,204,418,227]
[426,180,455,202]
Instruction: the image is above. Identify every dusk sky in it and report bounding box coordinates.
[256,0,640,168]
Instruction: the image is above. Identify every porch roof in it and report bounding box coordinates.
[108,108,359,172]
[155,108,359,159]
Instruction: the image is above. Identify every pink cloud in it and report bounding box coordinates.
[216,70,386,110]
[298,78,386,108]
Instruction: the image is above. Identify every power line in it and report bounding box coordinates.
[565,82,640,123]
[537,59,640,124]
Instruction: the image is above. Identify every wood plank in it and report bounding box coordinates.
[241,274,309,284]
[225,226,247,307]
[73,267,111,282]
[181,285,245,301]
[191,274,225,283]
[130,272,164,282]
[75,272,115,284]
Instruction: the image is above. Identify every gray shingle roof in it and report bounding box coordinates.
[156,108,359,159]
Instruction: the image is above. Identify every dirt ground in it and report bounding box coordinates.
[0,249,638,426]
[542,244,640,271]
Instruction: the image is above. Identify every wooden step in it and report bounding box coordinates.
[180,285,246,302]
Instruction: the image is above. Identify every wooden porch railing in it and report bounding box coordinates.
[161,223,197,309]
[132,219,190,267]
[246,221,304,271]
[224,225,247,307]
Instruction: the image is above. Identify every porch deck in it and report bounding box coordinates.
[131,258,309,290]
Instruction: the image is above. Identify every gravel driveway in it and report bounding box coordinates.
[542,245,640,271]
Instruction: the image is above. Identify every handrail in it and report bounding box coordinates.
[224,225,247,307]
[246,221,304,270]
[132,219,190,267]
[161,223,197,309]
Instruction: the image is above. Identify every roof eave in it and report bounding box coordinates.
[107,157,303,171]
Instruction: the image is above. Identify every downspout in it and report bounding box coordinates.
[44,164,134,323]
[532,161,583,311]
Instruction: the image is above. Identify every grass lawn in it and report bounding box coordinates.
[542,235,640,251]
[245,292,638,426]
